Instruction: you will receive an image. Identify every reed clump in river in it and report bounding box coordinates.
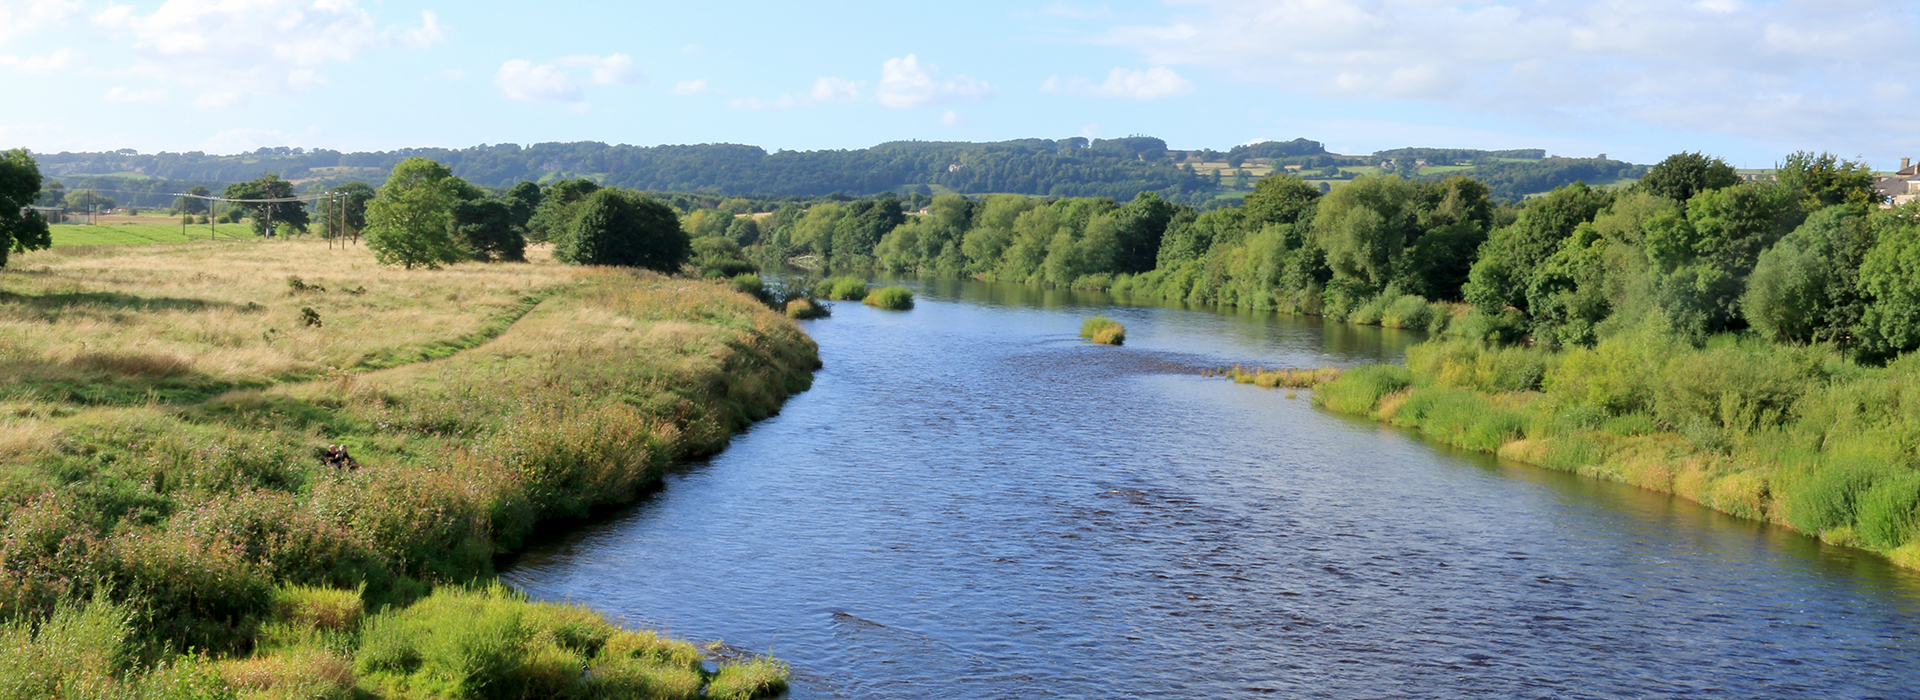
[1080,315,1125,345]
[863,285,915,310]
[0,240,815,697]
[1205,364,1340,388]
[1309,331,1920,570]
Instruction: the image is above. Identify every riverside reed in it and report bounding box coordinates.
[0,240,816,697]
[1309,331,1920,570]
[862,285,914,310]
[1079,315,1126,345]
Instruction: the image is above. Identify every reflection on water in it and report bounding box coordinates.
[502,277,1920,699]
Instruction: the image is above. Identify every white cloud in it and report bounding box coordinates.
[0,47,77,72]
[199,125,320,156]
[495,54,639,105]
[400,10,445,49]
[877,54,992,108]
[1042,66,1193,99]
[812,76,860,102]
[495,59,581,103]
[1101,0,1920,151]
[0,0,82,45]
[555,53,639,86]
[104,86,164,103]
[672,79,714,96]
[728,94,804,111]
[940,109,968,127]
[91,0,441,107]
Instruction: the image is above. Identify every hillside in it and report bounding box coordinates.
[26,138,1645,208]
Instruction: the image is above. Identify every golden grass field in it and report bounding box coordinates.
[0,239,815,698]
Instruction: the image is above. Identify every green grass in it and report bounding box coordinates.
[0,241,814,696]
[1079,315,1125,345]
[863,285,914,310]
[1304,334,1920,570]
[811,275,869,301]
[48,223,259,247]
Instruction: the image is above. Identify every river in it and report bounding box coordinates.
[501,278,1920,699]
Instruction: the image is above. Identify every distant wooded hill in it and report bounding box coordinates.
[24,137,1645,207]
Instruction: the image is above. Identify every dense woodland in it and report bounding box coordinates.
[24,137,1644,209]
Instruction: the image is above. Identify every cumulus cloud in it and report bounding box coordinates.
[0,47,77,72]
[1100,0,1920,150]
[495,60,581,102]
[91,0,442,107]
[104,86,164,103]
[0,0,82,45]
[671,79,714,96]
[811,76,860,102]
[939,109,969,127]
[1041,66,1193,99]
[877,54,992,108]
[495,54,639,105]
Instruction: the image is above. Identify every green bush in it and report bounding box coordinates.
[1379,294,1436,330]
[0,594,134,699]
[1346,295,1390,326]
[1313,364,1412,415]
[1783,460,1896,535]
[1856,471,1920,550]
[1080,315,1125,345]
[863,286,914,310]
[811,275,869,301]
[783,298,828,320]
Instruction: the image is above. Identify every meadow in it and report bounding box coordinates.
[48,222,260,247]
[0,239,817,698]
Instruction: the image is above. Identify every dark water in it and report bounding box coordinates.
[502,279,1920,699]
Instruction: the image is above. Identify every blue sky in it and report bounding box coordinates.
[2,0,1916,168]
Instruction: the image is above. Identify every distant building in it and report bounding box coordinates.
[18,205,62,224]
[1876,158,1920,208]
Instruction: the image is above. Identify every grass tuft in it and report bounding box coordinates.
[1080,315,1125,345]
[863,286,914,310]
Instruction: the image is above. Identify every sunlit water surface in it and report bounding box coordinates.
[502,279,1920,699]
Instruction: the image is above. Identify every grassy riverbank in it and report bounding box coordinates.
[0,240,817,697]
[1307,332,1920,570]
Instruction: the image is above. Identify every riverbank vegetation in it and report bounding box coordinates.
[0,238,815,695]
[1080,316,1125,345]
[863,285,914,311]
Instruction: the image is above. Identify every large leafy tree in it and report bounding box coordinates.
[315,181,376,237]
[451,199,525,262]
[1,149,53,267]
[554,188,690,271]
[1312,174,1419,294]
[223,173,309,236]
[525,179,600,243]
[364,158,483,269]
[1776,151,1880,210]
[1639,152,1740,204]
[1464,181,1614,316]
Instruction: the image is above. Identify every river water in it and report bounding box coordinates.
[502,279,1920,699]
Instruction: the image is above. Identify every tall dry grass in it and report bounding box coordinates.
[0,240,810,698]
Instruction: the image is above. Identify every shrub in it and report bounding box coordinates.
[1313,364,1412,415]
[1783,460,1896,535]
[1857,471,1920,550]
[863,286,914,310]
[784,298,828,320]
[0,594,135,698]
[706,657,791,700]
[1346,295,1390,326]
[811,275,869,301]
[1379,294,1437,330]
[1080,316,1125,345]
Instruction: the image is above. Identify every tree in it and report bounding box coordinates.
[364,158,481,269]
[1312,174,1419,294]
[1639,152,1740,203]
[553,188,690,271]
[501,181,542,234]
[1242,173,1322,228]
[526,179,600,243]
[174,186,211,215]
[1464,181,1614,316]
[1109,191,1179,273]
[1858,216,1920,359]
[451,199,525,262]
[1776,151,1880,210]
[223,174,308,236]
[1742,204,1876,346]
[1,149,52,267]
[316,181,376,238]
